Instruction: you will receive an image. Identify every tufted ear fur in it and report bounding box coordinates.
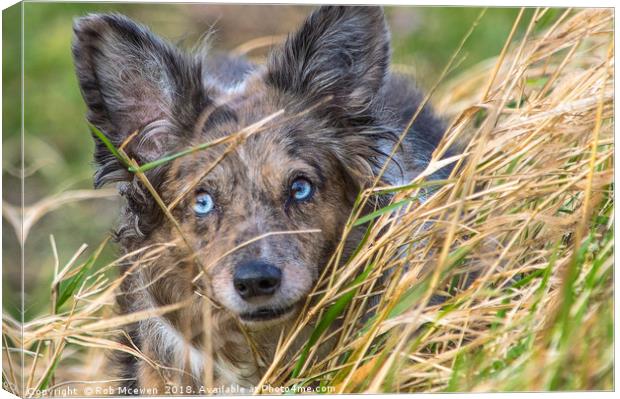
[267,6,397,192]
[72,13,207,187]
[266,6,390,117]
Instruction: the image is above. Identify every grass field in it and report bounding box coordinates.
[2,5,614,395]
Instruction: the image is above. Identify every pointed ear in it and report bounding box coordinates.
[266,6,390,115]
[72,14,205,187]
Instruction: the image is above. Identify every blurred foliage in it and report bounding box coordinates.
[2,3,559,321]
[390,7,523,81]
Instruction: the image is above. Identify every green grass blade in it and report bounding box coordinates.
[127,150,192,173]
[291,263,375,378]
[36,352,62,391]
[55,238,109,312]
[372,179,453,195]
[128,137,231,173]
[353,198,414,227]
[88,123,128,167]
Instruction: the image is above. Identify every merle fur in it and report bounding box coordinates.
[72,5,454,388]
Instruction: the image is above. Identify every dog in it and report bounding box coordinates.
[72,5,452,392]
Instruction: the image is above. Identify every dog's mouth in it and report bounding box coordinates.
[239,303,297,322]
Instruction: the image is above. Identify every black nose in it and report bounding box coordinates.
[233,261,282,300]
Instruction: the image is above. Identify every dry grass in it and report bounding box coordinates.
[2,8,613,396]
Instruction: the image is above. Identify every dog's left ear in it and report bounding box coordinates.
[267,6,390,115]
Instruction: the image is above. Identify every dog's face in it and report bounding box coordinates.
[165,102,358,325]
[73,6,392,327]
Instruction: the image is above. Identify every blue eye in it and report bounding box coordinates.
[194,192,214,216]
[290,178,314,202]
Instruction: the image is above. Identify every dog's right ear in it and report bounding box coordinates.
[72,14,206,187]
[266,6,390,118]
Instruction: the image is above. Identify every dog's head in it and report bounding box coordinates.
[73,6,394,327]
